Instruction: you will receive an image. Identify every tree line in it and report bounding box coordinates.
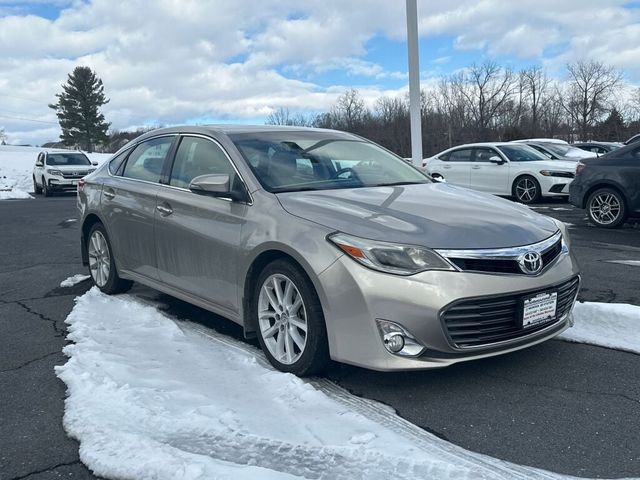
[267,60,638,157]
[42,60,638,156]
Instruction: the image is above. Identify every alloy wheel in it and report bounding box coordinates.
[88,230,111,287]
[589,192,621,226]
[515,178,537,203]
[258,273,308,365]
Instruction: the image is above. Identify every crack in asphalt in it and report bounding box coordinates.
[480,370,640,406]
[0,351,60,374]
[14,301,68,338]
[7,459,82,480]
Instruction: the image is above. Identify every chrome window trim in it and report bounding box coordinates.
[105,132,253,205]
[435,230,563,261]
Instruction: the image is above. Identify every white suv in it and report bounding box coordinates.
[424,142,577,204]
[33,151,97,196]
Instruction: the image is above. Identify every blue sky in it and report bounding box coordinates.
[0,0,639,144]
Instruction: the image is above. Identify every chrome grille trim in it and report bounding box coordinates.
[436,231,567,275]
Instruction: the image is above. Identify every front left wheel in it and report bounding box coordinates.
[33,176,42,194]
[253,259,330,376]
[87,223,133,294]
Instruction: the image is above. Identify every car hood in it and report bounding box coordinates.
[276,183,559,249]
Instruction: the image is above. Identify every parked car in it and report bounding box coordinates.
[513,140,597,160]
[569,142,640,228]
[78,126,579,375]
[624,133,640,145]
[424,142,577,204]
[33,151,97,196]
[572,142,622,156]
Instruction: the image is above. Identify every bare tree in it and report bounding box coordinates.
[560,60,622,140]
[456,62,518,137]
[0,127,7,145]
[265,107,311,126]
[332,89,367,130]
[520,66,551,136]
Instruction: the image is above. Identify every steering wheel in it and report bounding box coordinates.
[333,167,358,180]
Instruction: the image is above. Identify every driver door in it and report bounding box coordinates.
[469,147,509,194]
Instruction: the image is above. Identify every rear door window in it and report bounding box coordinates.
[122,137,174,183]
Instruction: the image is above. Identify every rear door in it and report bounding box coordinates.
[435,148,473,187]
[154,135,249,314]
[100,135,177,280]
[470,147,510,194]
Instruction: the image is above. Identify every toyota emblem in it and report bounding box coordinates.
[518,251,543,275]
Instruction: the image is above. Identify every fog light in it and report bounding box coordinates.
[376,319,425,357]
[386,334,405,353]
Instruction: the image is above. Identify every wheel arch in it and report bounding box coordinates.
[80,213,106,266]
[241,246,330,339]
[583,182,628,210]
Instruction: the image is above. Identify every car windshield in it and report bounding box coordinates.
[496,144,549,161]
[230,132,429,193]
[46,153,91,166]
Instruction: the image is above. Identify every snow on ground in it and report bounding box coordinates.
[57,288,580,480]
[559,302,640,355]
[0,145,111,199]
[60,274,91,288]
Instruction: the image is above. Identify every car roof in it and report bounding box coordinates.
[134,124,355,139]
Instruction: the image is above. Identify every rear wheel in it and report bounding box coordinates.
[33,176,42,194]
[253,259,329,376]
[587,188,627,228]
[87,223,133,294]
[513,175,541,204]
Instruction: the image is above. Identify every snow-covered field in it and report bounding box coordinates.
[56,287,640,480]
[0,145,111,199]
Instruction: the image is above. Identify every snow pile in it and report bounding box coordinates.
[560,302,640,354]
[0,145,110,199]
[56,288,568,480]
[60,274,91,288]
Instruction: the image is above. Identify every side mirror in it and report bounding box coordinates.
[36,161,43,167]
[489,156,505,164]
[92,161,98,166]
[432,175,446,183]
[189,174,248,202]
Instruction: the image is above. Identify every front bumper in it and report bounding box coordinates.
[317,249,580,371]
[48,177,80,191]
[539,176,572,197]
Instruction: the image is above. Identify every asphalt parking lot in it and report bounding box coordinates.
[1,194,639,479]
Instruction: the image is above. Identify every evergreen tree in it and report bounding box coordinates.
[49,66,110,152]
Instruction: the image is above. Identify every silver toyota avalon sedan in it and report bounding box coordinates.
[78,125,580,375]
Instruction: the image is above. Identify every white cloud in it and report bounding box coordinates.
[0,0,639,145]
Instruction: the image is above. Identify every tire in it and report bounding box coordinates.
[586,187,627,228]
[513,175,541,204]
[252,259,330,376]
[86,223,133,294]
[33,176,42,194]
[42,178,50,197]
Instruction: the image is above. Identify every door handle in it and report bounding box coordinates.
[103,189,115,199]
[156,203,173,217]
[472,165,481,169]
[443,165,452,169]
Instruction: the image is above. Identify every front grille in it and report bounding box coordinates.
[62,171,89,179]
[441,276,579,349]
[447,236,563,275]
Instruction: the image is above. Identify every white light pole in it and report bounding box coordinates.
[406,0,422,166]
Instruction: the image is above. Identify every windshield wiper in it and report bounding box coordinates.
[372,181,424,187]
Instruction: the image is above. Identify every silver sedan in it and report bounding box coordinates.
[78,125,580,375]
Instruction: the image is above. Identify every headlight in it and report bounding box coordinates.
[539,170,574,178]
[46,169,63,176]
[328,232,454,275]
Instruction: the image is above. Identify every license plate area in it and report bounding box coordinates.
[522,291,557,328]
